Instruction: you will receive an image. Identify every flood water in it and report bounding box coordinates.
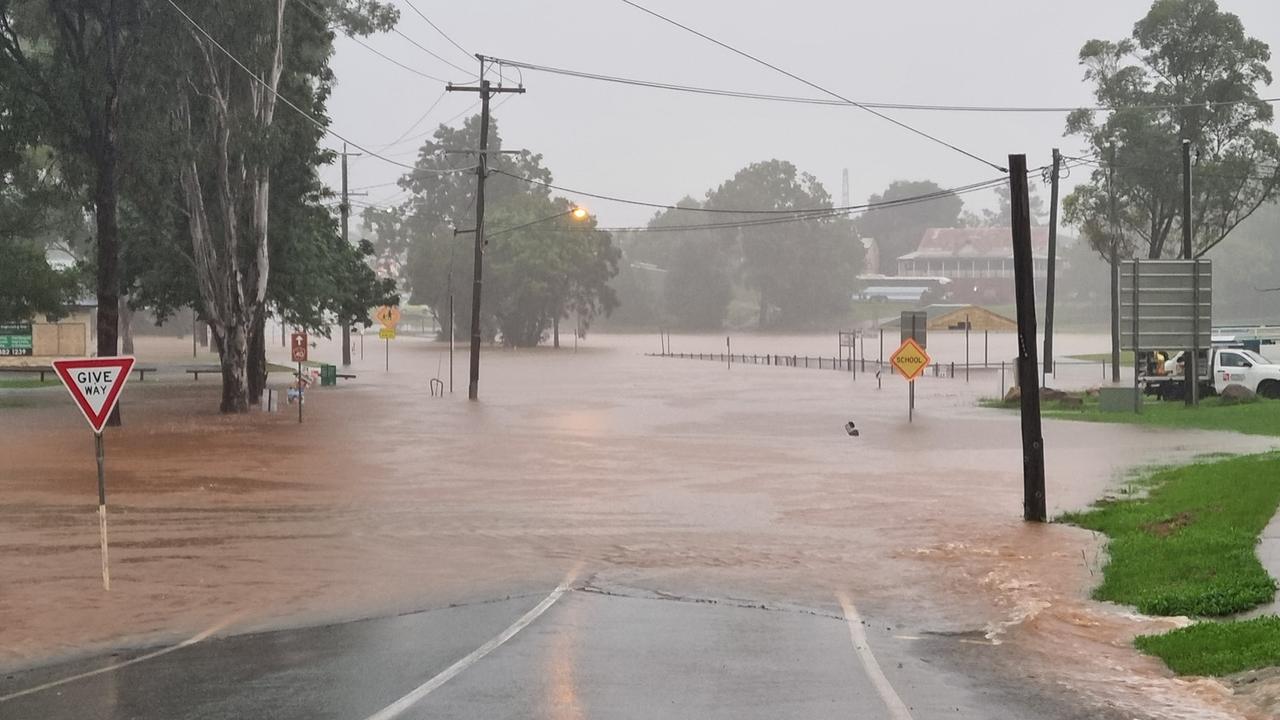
[1,331,1275,718]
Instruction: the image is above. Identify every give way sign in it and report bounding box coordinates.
[53,357,136,433]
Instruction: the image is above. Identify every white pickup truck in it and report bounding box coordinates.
[1146,348,1280,399]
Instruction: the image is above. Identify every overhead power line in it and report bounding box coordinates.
[296,0,447,82]
[491,55,1280,114]
[618,0,1007,173]
[166,0,455,172]
[491,159,1082,218]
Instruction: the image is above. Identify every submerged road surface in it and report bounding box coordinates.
[1,579,1120,720]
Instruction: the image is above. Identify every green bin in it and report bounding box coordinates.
[320,364,337,387]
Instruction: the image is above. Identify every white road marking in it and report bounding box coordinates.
[362,569,580,720]
[0,613,242,703]
[837,592,915,720]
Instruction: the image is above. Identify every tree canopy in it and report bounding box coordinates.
[1063,0,1280,260]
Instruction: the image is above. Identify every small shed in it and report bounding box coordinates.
[883,304,1017,332]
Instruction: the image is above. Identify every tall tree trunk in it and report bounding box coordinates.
[553,315,560,348]
[247,312,267,403]
[218,323,250,413]
[119,295,134,355]
[93,145,122,425]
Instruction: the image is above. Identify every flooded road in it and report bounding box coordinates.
[0,332,1274,718]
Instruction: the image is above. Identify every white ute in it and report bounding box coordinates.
[1163,348,1280,399]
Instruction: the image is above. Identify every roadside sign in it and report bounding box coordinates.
[379,328,396,340]
[890,338,931,381]
[51,356,135,592]
[52,357,136,434]
[291,332,308,363]
[375,305,401,330]
[900,310,927,349]
[0,321,33,357]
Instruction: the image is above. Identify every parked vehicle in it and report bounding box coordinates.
[1140,347,1280,400]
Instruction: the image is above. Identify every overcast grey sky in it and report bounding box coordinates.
[320,0,1280,229]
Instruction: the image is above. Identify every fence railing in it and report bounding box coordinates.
[647,351,1011,379]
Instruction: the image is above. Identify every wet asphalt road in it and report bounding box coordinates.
[1,583,1118,720]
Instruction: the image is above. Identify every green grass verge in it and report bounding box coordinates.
[1135,616,1280,676]
[1060,453,1280,617]
[986,393,1280,438]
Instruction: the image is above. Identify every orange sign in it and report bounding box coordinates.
[890,338,931,381]
[374,306,401,330]
[290,332,308,363]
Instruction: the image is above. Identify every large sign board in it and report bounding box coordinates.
[900,311,927,349]
[1119,260,1212,351]
[0,322,33,357]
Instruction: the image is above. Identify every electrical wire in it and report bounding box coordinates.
[295,0,447,82]
[617,0,1006,173]
[489,56,1280,114]
[167,0,434,172]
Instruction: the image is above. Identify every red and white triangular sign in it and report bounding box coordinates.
[52,357,136,434]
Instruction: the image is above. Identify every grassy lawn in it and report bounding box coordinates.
[987,394,1280,438]
[1135,617,1280,676]
[1061,453,1280,617]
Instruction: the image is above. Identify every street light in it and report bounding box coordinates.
[571,206,589,220]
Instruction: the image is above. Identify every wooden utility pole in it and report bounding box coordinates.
[447,58,524,401]
[1010,154,1047,523]
[1182,139,1199,406]
[339,144,366,368]
[1108,143,1121,384]
[1043,149,1061,385]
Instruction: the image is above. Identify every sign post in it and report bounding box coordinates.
[291,332,308,423]
[889,338,931,423]
[52,356,136,591]
[375,306,401,372]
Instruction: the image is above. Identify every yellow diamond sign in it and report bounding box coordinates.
[890,337,931,381]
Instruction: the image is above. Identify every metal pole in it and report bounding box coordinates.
[985,329,989,368]
[909,380,915,423]
[340,144,352,368]
[1132,260,1141,414]
[95,432,110,591]
[449,294,454,393]
[965,315,970,383]
[192,308,197,359]
[1009,153,1047,523]
[1192,259,1201,406]
[726,336,731,370]
[1183,140,1198,407]
[1109,143,1121,384]
[385,338,390,372]
[879,328,884,368]
[297,362,303,424]
[1044,148,1061,383]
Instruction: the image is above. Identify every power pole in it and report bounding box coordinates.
[447,57,524,401]
[1009,154,1046,523]
[1042,149,1061,386]
[1108,143,1121,384]
[1182,139,1198,406]
[339,143,366,368]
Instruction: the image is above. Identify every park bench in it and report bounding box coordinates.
[0,364,158,382]
[185,365,221,380]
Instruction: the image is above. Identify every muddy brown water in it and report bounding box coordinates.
[0,332,1275,718]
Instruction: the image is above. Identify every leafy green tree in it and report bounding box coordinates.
[705,160,858,328]
[370,114,616,347]
[663,238,732,330]
[1064,0,1280,260]
[0,239,80,320]
[855,180,964,271]
[0,0,151,372]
